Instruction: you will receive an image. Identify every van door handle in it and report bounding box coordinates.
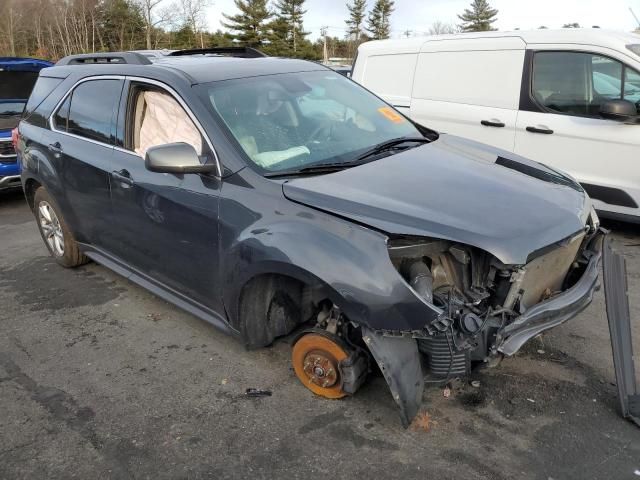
[481,120,505,128]
[526,126,554,135]
[48,142,62,157]
[111,169,135,187]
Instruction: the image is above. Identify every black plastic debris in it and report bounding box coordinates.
[245,388,272,397]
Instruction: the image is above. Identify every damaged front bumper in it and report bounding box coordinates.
[496,231,604,356]
[365,230,639,428]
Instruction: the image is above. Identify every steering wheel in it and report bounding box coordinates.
[308,120,334,143]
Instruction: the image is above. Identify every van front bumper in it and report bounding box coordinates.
[496,230,604,356]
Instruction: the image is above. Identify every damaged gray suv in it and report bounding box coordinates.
[17,49,624,427]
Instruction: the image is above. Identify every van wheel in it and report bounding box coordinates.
[33,187,88,268]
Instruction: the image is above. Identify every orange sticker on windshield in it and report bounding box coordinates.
[377,107,405,124]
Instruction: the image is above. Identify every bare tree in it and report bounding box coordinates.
[135,0,176,49]
[1,0,21,56]
[428,21,458,35]
[180,0,211,48]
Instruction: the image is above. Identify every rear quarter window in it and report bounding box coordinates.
[24,76,64,117]
[22,77,64,127]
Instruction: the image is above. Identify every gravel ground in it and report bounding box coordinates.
[1,188,639,480]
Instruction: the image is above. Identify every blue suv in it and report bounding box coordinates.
[0,57,52,190]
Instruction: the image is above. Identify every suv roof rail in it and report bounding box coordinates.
[168,47,268,58]
[56,52,152,66]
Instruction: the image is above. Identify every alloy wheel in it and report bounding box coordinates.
[38,201,65,256]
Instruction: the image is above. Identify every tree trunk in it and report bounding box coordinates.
[8,4,16,57]
[146,6,152,49]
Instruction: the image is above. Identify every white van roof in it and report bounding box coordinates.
[358,29,640,55]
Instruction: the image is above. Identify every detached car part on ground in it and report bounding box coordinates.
[16,51,638,428]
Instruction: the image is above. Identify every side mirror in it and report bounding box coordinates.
[600,99,638,122]
[145,142,217,174]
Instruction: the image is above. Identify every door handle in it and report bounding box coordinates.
[111,169,135,187]
[526,126,554,135]
[481,120,506,128]
[48,142,62,157]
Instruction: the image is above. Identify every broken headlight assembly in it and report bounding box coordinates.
[387,236,508,377]
[386,229,600,376]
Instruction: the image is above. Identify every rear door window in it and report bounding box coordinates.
[56,79,123,144]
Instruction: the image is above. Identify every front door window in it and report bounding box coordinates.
[532,51,640,117]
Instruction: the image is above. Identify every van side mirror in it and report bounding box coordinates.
[145,142,217,174]
[599,99,638,122]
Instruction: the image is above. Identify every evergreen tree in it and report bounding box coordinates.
[99,0,146,51]
[457,0,498,32]
[263,16,291,56]
[366,0,394,40]
[171,24,198,49]
[345,0,367,42]
[221,0,272,47]
[208,29,236,47]
[273,0,308,53]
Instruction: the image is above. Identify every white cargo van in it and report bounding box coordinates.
[352,30,640,222]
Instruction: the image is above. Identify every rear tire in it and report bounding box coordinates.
[33,187,88,268]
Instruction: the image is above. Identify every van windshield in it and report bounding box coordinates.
[199,70,425,173]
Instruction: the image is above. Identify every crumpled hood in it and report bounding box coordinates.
[283,135,590,265]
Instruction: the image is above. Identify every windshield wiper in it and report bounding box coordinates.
[264,162,356,178]
[264,137,430,179]
[353,136,430,163]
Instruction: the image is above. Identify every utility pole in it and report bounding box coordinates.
[403,29,412,38]
[321,26,329,64]
[631,7,640,28]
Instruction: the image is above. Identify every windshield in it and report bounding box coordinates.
[0,100,27,130]
[0,100,26,117]
[200,70,423,173]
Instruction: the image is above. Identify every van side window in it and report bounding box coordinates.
[624,68,640,112]
[127,86,203,159]
[532,51,640,117]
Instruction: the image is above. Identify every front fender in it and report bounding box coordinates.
[221,191,441,333]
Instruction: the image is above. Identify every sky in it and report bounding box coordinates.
[204,0,640,40]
